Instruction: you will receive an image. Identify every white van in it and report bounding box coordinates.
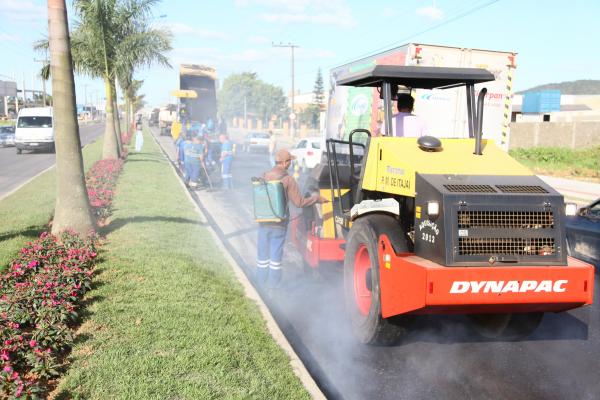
[15,107,54,154]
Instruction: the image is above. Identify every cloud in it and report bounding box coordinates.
[247,35,270,45]
[0,0,45,22]
[168,45,336,70]
[0,33,19,41]
[238,0,357,28]
[166,22,230,41]
[416,5,443,20]
[260,12,355,28]
[382,7,398,18]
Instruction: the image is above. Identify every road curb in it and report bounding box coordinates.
[147,128,326,400]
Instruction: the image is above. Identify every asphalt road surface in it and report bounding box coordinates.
[0,122,104,199]
[153,129,600,400]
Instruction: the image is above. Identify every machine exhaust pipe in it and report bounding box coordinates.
[474,88,487,155]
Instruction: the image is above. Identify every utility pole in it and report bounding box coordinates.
[272,42,299,139]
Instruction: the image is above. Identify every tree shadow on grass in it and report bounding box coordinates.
[101,215,204,236]
[0,224,48,243]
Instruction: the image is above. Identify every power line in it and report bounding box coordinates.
[264,0,502,87]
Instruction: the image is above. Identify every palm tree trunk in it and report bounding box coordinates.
[102,76,119,159]
[48,0,95,235]
[126,97,131,133]
[111,81,123,151]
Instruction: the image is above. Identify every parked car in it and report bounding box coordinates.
[0,126,15,147]
[566,198,600,268]
[291,137,322,171]
[243,132,270,153]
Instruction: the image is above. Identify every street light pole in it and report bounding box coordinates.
[34,58,49,106]
[272,41,299,139]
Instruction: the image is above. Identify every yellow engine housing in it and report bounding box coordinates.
[361,137,532,197]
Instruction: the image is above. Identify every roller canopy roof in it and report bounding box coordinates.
[337,65,495,89]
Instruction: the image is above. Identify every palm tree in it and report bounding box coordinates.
[71,0,171,159]
[48,0,95,235]
[114,0,171,127]
[70,0,120,159]
[38,1,171,159]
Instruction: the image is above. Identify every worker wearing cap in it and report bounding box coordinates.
[257,149,328,288]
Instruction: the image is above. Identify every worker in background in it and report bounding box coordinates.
[183,135,204,188]
[268,130,277,167]
[134,125,143,152]
[175,132,187,171]
[207,117,215,133]
[392,93,428,137]
[256,149,328,289]
[219,134,234,190]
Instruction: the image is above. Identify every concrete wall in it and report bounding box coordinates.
[509,121,600,149]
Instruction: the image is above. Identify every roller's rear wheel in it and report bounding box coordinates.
[344,214,409,345]
[470,312,544,340]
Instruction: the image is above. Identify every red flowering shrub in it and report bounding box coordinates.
[121,129,133,146]
[0,127,128,397]
[0,231,97,397]
[86,159,124,220]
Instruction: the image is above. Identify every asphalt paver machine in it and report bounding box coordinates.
[291,65,595,344]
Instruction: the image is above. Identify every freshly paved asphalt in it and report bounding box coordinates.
[153,129,600,400]
[0,122,104,199]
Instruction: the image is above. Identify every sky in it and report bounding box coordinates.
[1,0,599,107]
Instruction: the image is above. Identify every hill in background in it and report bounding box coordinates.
[517,80,600,95]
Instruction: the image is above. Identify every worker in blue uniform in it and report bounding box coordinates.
[183,135,205,188]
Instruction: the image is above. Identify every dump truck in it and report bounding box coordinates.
[178,64,217,126]
[291,65,594,344]
[326,43,517,150]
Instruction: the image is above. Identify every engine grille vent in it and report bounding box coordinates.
[495,185,548,194]
[458,211,554,229]
[444,184,496,193]
[458,238,555,256]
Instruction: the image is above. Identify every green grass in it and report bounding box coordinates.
[0,139,104,269]
[510,146,600,180]
[53,130,309,399]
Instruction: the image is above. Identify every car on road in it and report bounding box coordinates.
[566,198,600,268]
[291,137,322,171]
[243,132,270,153]
[0,126,15,147]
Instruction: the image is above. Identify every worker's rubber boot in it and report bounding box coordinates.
[267,267,282,289]
[256,266,268,287]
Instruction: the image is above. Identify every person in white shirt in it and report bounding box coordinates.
[393,93,428,137]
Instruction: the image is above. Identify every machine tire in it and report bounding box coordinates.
[16,148,22,155]
[469,312,544,340]
[344,214,409,345]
